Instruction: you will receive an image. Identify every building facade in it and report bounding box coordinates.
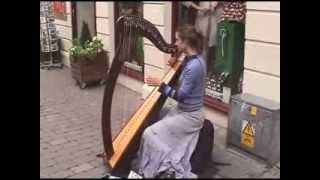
[243,2,280,103]
[51,1,280,121]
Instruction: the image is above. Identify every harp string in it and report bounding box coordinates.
[125,20,131,125]
[112,19,145,140]
[102,15,179,158]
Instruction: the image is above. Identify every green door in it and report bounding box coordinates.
[214,21,245,95]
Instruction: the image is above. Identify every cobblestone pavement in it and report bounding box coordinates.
[40,67,279,178]
[199,123,280,178]
[40,68,143,178]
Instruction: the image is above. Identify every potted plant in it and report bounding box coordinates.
[69,22,109,89]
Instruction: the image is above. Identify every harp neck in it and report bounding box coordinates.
[101,15,182,168]
[116,15,178,55]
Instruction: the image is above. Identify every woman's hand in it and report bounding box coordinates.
[199,7,210,13]
[145,76,161,86]
[167,57,177,67]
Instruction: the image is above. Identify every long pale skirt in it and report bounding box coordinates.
[131,103,205,178]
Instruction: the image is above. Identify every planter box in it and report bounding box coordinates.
[70,50,109,89]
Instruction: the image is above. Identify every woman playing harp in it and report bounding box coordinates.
[131,25,207,178]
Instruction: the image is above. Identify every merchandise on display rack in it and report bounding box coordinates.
[40,1,63,69]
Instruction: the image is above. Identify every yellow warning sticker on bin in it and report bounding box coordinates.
[241,134,255,148]
[241,120,255,148]
[250,106,257,116]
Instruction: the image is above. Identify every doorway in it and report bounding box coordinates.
[71,2,96,40]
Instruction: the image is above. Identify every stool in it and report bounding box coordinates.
[190,119,214,174]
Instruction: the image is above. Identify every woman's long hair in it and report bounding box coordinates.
[176,25,204,54]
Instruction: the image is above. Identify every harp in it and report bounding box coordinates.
[100,15,183,175]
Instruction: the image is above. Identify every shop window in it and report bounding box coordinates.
[115,2,144,81]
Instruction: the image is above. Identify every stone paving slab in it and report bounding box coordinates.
[40,68,144,178]
[40,68,280,178]
[198,125,280,178]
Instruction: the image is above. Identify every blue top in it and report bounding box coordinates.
[176,55,207,112]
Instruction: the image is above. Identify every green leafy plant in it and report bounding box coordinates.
[79,22,92,46]
[69,22,104,62]
[69,37,104,61]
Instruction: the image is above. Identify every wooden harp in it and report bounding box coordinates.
[100,15,182,174]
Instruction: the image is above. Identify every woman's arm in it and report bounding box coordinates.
[182,1,209,12]
[209,2,219,12]
[158,65,198,103]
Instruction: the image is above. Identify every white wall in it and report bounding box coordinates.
[96,1,114,58]
[243,2,280,103]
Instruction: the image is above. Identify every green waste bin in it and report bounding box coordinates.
[214,21,245,96]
